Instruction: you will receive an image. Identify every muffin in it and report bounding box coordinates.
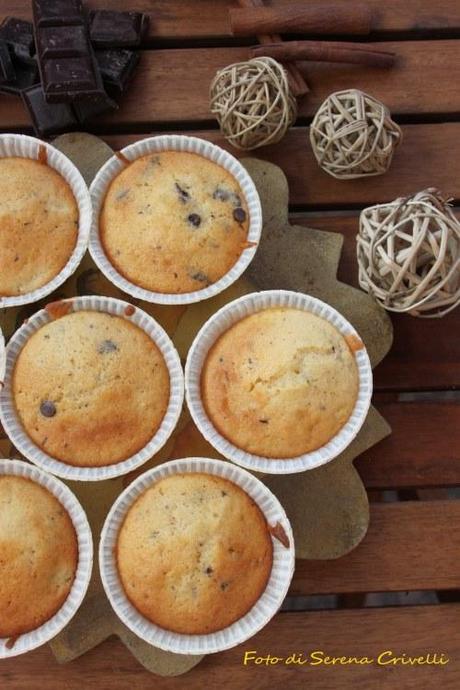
[99,151,250,294]
[0,475,78,638]
[201,307,360,458]
[0,157,78,297]
[116,473,273,634]
[12,310,170,467]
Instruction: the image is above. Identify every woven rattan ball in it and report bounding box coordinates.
[357,188,460,318]
[310,89,402,179]
[209,57,297,150]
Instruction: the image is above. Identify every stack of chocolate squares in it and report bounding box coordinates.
[0,0,149,137]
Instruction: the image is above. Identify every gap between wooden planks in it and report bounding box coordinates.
[0,41,460,127]
[3,0,460,39]
[1,604,458,690]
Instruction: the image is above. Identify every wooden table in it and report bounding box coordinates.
[1,1,459,688]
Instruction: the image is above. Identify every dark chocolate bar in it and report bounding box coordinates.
[73,92,118,123]
[32,0,84,28]
[0,39,15,83]
[0,55,39,95]
[33,0,105,102]
[21,83,77,136]
[96,49,139,98]
[89,10,149,48]
[0,18,35,64]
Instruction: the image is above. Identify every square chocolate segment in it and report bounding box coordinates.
[43,56,101,100]
[0,39,16,83]
[89,10,149,48]
[0,17,35,63]
[38,25,87,59]
[96,49,139,97]
[22,84,77,136]
[0,55,39,95]
[32,0,84,28]
[73,92,118,123]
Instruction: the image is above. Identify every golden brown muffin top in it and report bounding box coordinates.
[0,157,78,297]
[12,310,170,467]
[116,473,273,634]
[0,475,78,638]
[100,151,250,294]
[201,307,360,458]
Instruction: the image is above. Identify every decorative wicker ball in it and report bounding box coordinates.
[310,89,402,179]
[209,57,297,150]
[357,188,460,318]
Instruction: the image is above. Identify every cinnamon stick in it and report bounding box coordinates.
[251,41,396,68]
[237,0,309,97]
[230,3,372,37]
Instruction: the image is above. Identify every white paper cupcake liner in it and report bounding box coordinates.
[0,327,4,386]
[99,456,294,655]
[0,458,93,658]
[0,133,92,309]
[0,296,184,481]
[89,134,263,305]
[185,290,373,474]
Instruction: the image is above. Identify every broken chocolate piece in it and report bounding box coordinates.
[0,17,35,64]
[0,39,15,83]
[0,55,39,95]
[21,84,77,136]
[32,0,84,28]
[89,10,149,48]
[40,400,56,417]
[42,54,104,102]
[72,91,118,123]
[95,49,139,98]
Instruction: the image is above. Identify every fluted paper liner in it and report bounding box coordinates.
[0,134,91,309]
[185,290,373,474]
[89,134,263,305]
[99,457,295,655]
[0,459,93,658]
[0,296,184,481]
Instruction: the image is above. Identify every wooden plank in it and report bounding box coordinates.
[1,605,458,689]
[103,124,460,207]
[3,1,460,39]
[290,501,460,595]
[358,400,460,488]
[1,41,460,130]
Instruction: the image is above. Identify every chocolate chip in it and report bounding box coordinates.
[98,339,118,353]
[187,213,201,228]
[175,182,190,203]
[40,401,56,417]
[233,207,246,223]
[220,581,229,591]
[213,187,230,201]
[259,418,269,424]
[190,271,210,285]
[205,566,213,575]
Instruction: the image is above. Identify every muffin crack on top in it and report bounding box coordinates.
[201,307,360,459]
[99,151,250,294]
